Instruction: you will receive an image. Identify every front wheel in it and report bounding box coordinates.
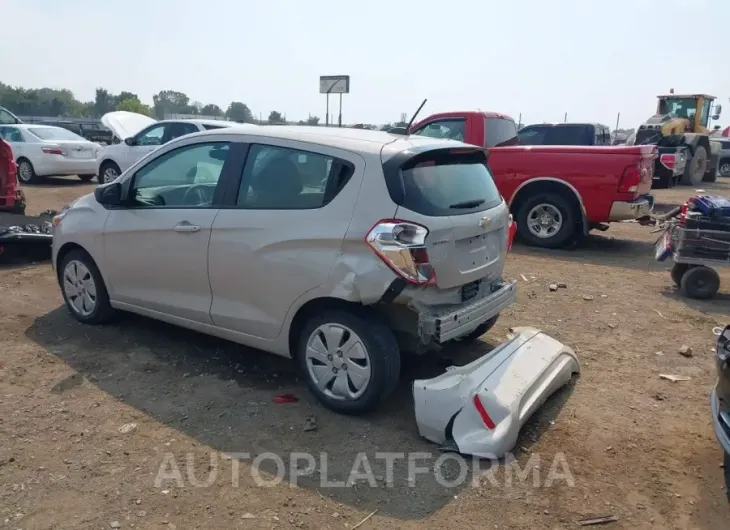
[59,249,116,324]
[680,265,720,300]
[516,193,577,249]
[297,309,400,415]
[670,263,691,286]
[681,146,708,186]
[98,161,121,184]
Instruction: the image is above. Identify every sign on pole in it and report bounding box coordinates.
[319,75,350,94]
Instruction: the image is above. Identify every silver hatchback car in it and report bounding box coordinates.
[52,126,517,414]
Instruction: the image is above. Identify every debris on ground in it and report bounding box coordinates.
[109,522,121,529]
[577,515,619,526]
[351,509,379,529]
[659,374,691,382]
[583,295,594,301]
[521,274,529,282]
[118,423,138,434]
[678,345,693,358]
[273,393,299,404]
[303,415,317,432]
[557,282,567,288]
[549,284,558,292]
[241,513,256,519]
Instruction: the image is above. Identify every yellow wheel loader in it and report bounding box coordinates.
[635,92,722,186]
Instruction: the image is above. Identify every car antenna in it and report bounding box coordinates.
[399,99,427,135]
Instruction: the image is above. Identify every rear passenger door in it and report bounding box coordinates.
[208,140,363,340]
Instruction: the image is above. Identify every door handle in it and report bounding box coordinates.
[173,221,201,233]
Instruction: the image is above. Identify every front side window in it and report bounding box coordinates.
[168,122,200,141]
[413,119,466,142]
[236,144,352,209]
[130,142,230,208]
[136,124,167,146]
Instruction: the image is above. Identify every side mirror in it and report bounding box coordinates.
[712,114,721,121]
[94,182,123,206]
[715,104,723,114]
[124,137,135,146]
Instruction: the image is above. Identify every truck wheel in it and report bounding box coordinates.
[680,265,720,299]
[297,309,400,415]
[681,146,707,186]
[516,193,576,249]
[670,263,691,286]
[703,167,718,183]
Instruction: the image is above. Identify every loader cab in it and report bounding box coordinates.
[656,94,720,133]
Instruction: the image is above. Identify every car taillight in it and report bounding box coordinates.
[507,213,516,252]
[618,165,641,193]
[365,220,435,285]
[42,147,65,155]
[659,153,676,170]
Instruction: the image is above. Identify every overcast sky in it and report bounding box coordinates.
[3,0,727,128]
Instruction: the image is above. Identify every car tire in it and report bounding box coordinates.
[719,160,730,177]
[58,249,116,324]
[670,263,691,286]
[516,193,577,249]
[679,265,720,300]
[457,314,499,343]
[78,174,95,183]
[16,158,40,184]
[297,308,400,415]
[98,161,121,184]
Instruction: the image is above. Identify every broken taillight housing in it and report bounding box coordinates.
[507,213,516,252]
[366,220,435,285]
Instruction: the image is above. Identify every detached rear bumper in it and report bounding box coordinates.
[608,194,654,222]
[418,280,517,343]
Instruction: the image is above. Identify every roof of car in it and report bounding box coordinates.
[189,125,474,155]
[161,118,246,127]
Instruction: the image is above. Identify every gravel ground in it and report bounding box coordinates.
[1,177,730,529]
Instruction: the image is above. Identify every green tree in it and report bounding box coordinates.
[268,111,284,124]
[201,104,223,117]
[116,96,152,116]
[152,90,193,119]
[226,101,254,123]
[94,88,116,116]
[306,115,320,125]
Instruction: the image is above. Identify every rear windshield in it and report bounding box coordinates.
[485,117,518,147]
[518,124,594,145]
[385,148,502,217]
[28,127,85,141]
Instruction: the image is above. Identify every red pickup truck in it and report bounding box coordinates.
[409,111,657,248]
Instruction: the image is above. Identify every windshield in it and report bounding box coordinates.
[518,124,594,145]
[0,107,20,124]
[658,97,697,120]
[28,127,86,141]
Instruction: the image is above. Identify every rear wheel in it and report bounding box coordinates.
[680,265,720,300]
[681,146,707,186]
[78,174,95,183]
[516,193,577,249]
[17,158,40,184]
[98,161,121,184]
[670,263,691,286]
[297,309,400,415]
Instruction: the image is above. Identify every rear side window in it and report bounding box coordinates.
[485,117,518,147]
[384,148,502,217]
[518,126,549,145]
[236,144,354,209]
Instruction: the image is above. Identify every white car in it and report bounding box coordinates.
[0,124,102,184]
[96,111,252,184]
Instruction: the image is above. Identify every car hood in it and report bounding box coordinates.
[101,111,156,141]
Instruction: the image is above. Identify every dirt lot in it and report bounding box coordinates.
[2,177,730,529]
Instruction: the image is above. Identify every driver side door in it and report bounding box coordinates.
[103,140,232,324]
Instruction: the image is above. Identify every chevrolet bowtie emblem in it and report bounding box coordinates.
[479,217,491,229]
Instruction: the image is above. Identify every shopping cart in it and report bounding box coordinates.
[655,213,730,299]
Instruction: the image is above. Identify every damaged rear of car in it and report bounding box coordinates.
[303,138,517,413]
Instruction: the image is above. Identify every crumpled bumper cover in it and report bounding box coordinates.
[413,326,580,458]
